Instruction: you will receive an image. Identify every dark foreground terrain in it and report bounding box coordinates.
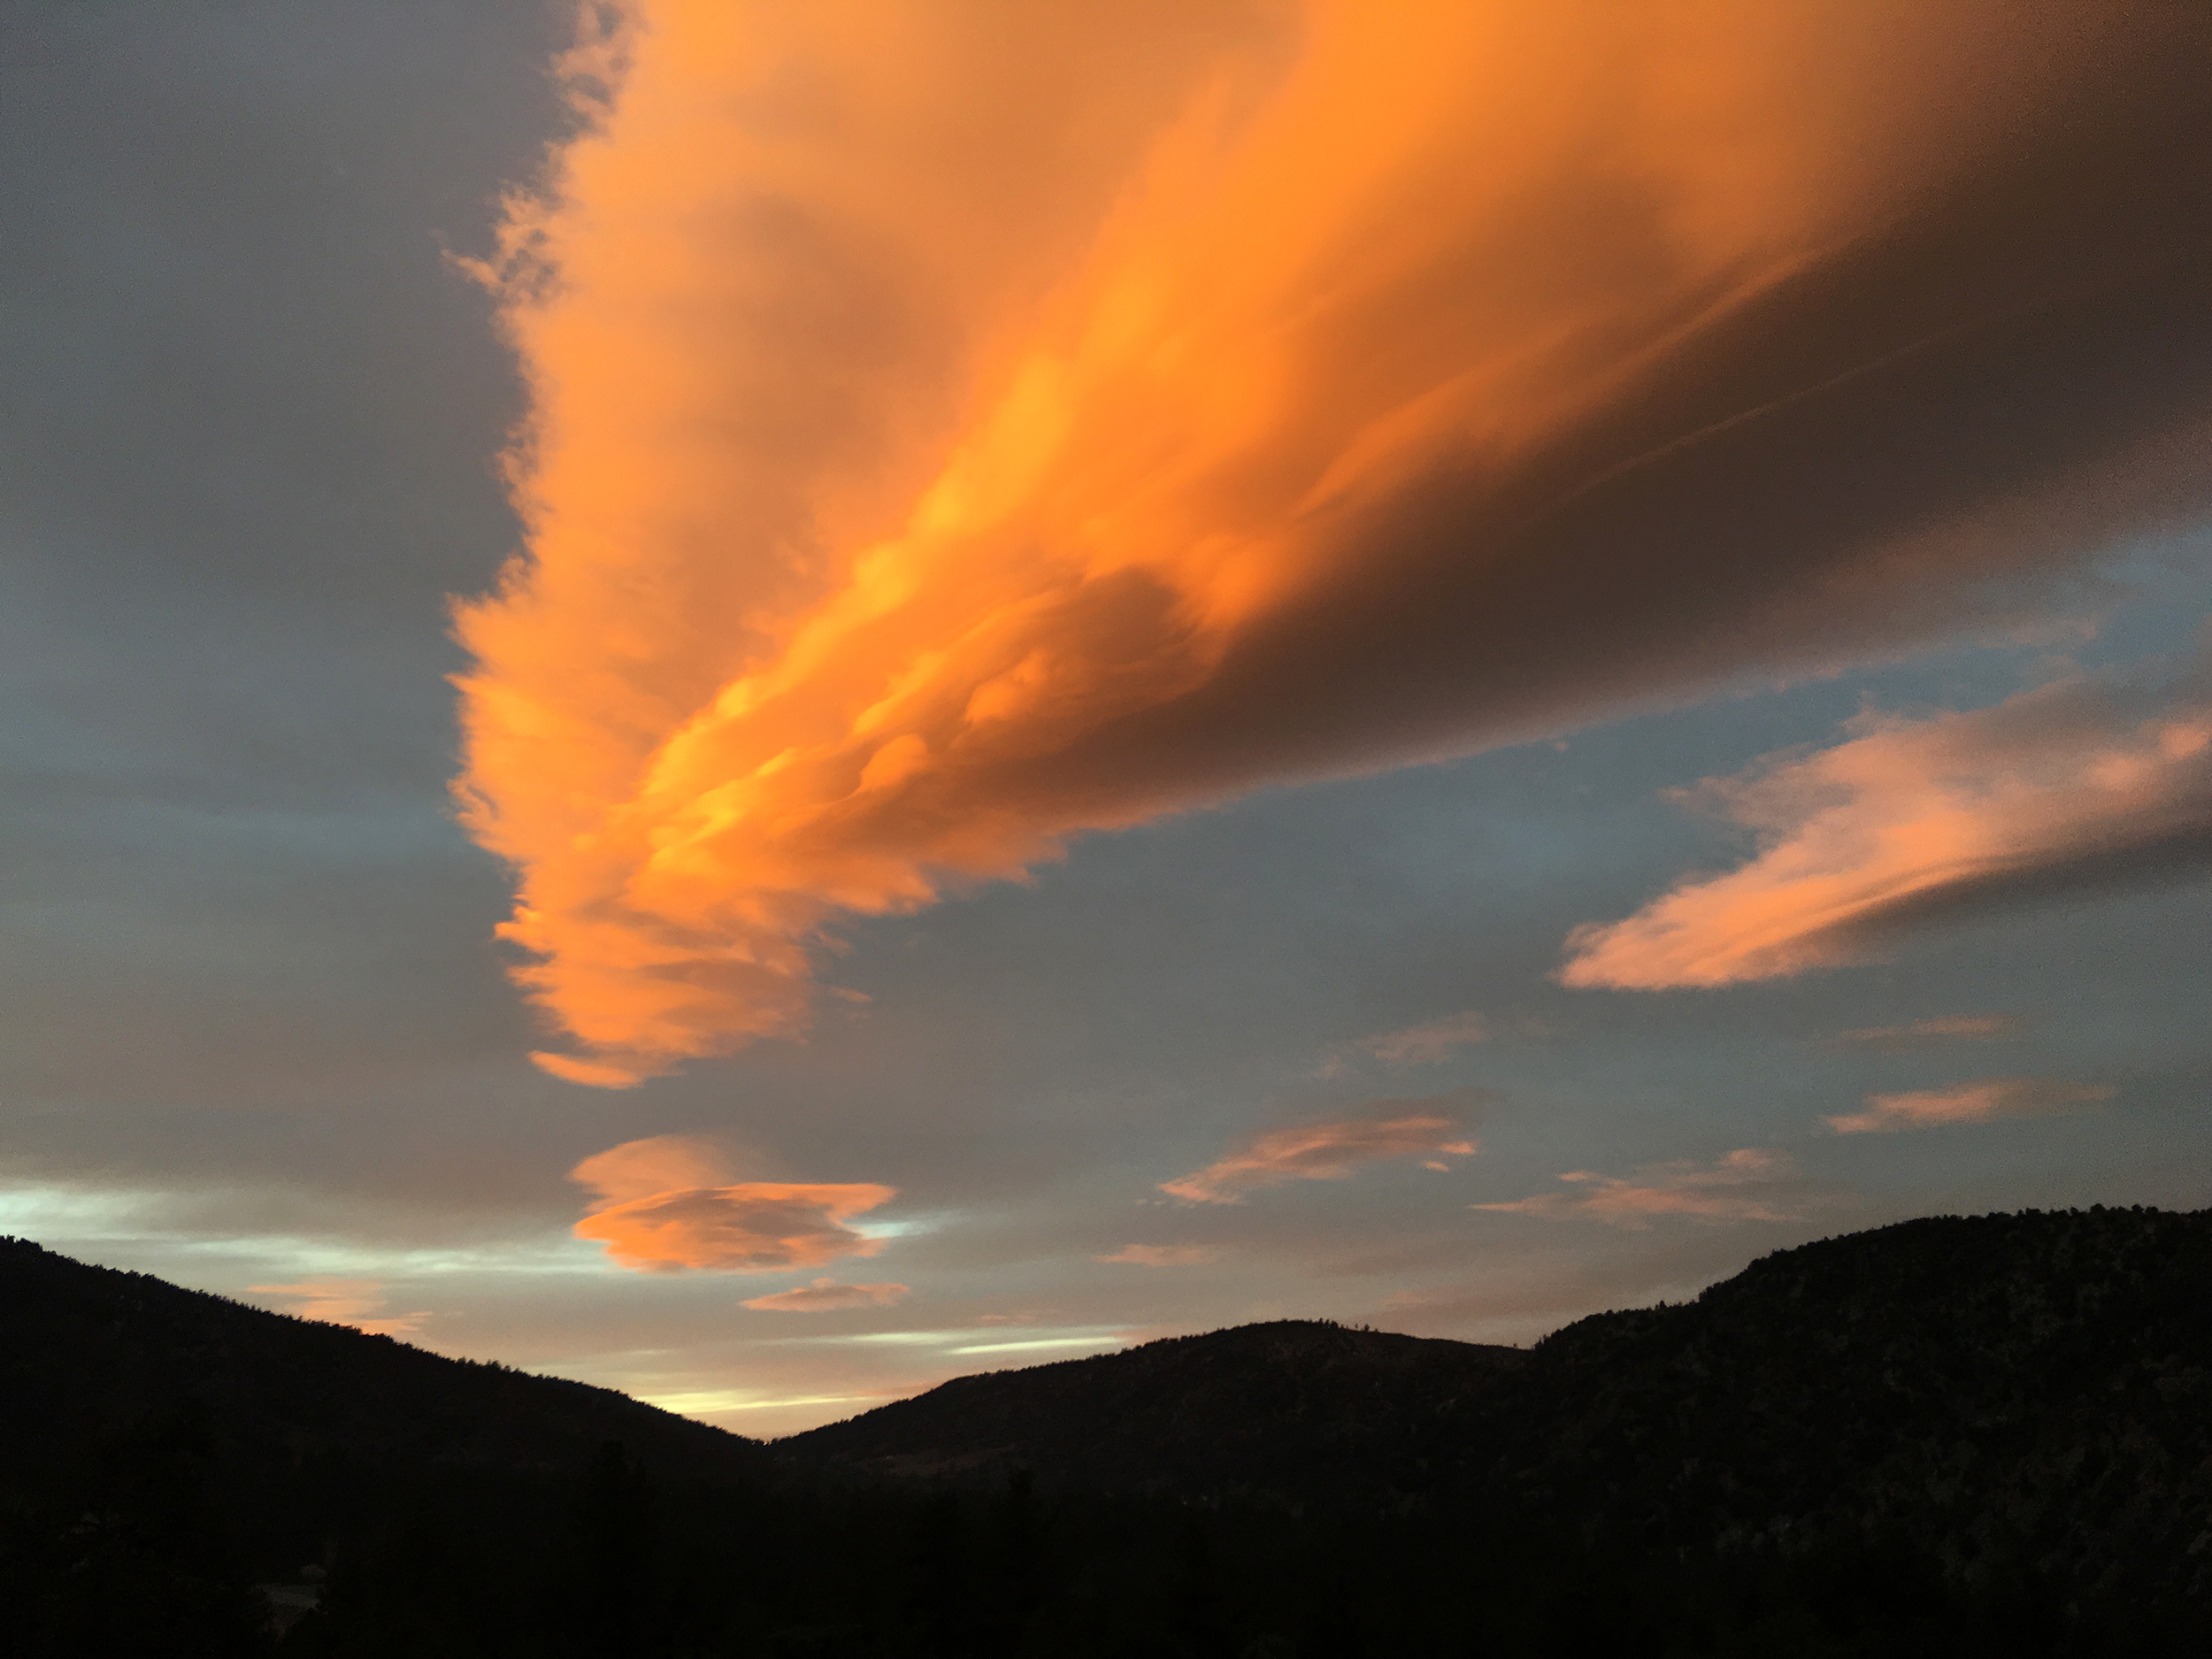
[4,1206,2209,1656]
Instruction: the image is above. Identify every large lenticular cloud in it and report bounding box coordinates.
[455,1,2212,1085]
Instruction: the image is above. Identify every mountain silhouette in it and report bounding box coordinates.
[787,1206,2212,1603]
[4,1207,2209,1654]
[783,1318,1523,1499]
[0,1235,763,1499]
[0,1232,764,1649]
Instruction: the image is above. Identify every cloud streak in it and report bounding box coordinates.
[1824,1077,2112,1135]
[1162,1098,1478,1204]
[1356,1011,1491,1067]
[1097,1245,1216,1267]
[1472,1148,1833,1229]
[571,1135,895,1271]
[741,1278,910,1312]
[1824,1015,2022,1053]
[1560,671,2212,990]
[250,1279,426,1339]
[454,2,2212,1081]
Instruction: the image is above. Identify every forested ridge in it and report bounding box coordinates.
[4,1207,2208,1655]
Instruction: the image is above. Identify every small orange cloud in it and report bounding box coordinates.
[1163,1102,1478,1204]
[571,1134,895,1272]
[1561,675,2212,991]
[250,1279,426,1338]
[533,1052,651,1089]
[575,1183,896,1272]
[1096,1244,1217,1267]
[571,1133,739,1202]
[1473,1148,1833,1229]
[741,1278,910,1312]
[1824,1077,2112,1135]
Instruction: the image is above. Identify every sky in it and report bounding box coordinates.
[4,0,2210,1439]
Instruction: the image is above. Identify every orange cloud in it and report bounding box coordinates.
[1824,1076,2111,1135]
[741,1278,910,1312]
[570,1133,737,1202]
[250,1279,426,1339]
[1097,1244,1217,1267]
[455,2,2212,1082]
[571,1134,895,1271]
[1561,673,2212,990]
[1472,1148,1832,1229]
[1163,1102,1477,1204]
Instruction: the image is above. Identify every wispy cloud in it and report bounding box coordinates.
[1096,1244,1216,1267]
[741,1278,910,1312]
[1473,1148,1835,1229]
[641,1388,885,1417]
[949,1335,1128,1357]
[250,1278,426,1338]
[1356,1011,1492,1066]
[1162,1095,1479,1204]
[1562,673,2212,991]
[1824,1077,2112,1135]
[1824,1014,2022,1053]
[570,1135,895,1272]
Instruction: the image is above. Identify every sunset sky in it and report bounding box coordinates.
[6,1,2210,1437]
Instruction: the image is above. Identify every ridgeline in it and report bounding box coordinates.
[790,1205,2212,1606]
[4,1207,2208,1655]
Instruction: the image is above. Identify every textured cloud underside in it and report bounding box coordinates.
[454,1,2212,1082]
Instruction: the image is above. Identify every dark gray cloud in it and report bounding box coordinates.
[2,4,563,611]
[0,4,572,1130]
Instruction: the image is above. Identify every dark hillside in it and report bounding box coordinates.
[5,1210,2208,1655]
[1479,1206,2212,1604]
[787,1207,2212,1611]
[0,1236,763,1560]
[785,1318,1524,1500]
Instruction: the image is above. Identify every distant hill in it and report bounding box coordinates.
[0,1236,761,1548]
[0,1236,778,1655]
[787,1206,2212,1604]
[784,1318,1524,1501]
